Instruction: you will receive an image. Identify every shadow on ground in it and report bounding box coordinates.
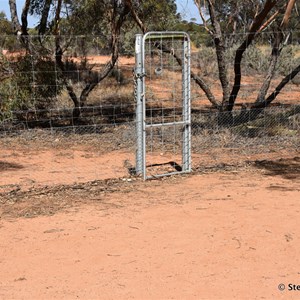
[0,161,23,171]
[253,157,300,180]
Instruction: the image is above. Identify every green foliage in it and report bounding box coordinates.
[109,68,125,85]
[0,79,28,120]
[110,0,180,53]
[198,1,288,35]
[61,0,111,36]
[0,11,13,34]
[195,40,300,81]
[175,21,210,47]
[196,46,218,76]
[242,45,268,73]
[29,0,48,16]
[0,11,15,50]
[0,54,63,118]
[276,45,300,76]
[136,0,179,31]
[61,0,180,53]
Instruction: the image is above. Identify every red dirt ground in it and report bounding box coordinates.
[1,54,300,299]
[0,148,133,192]
[0,146,300,299]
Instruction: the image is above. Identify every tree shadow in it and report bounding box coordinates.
[253,157,300,180]
[0,161,24,171]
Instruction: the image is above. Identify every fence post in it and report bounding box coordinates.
[135,34,144,175]
[182,36,191,172]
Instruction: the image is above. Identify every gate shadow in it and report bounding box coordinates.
[146,161,182,172]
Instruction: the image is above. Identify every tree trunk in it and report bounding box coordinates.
[21,0,30,35]
[191,72,221,109]
[78,3,130,107]
[252,63,300,109]
[227,0,277,111]
[54,44,81,121]
[51,0,131,122]
[256,30,283,104]
[39,0,52,35]
[8,0,21,32]
[207,1,230,108]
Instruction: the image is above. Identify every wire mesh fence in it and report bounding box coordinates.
[0,105,298,193]
[0,33,300,192]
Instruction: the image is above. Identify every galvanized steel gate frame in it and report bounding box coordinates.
[135,32,191,179]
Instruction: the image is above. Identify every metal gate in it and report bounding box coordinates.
[135,32,191,179]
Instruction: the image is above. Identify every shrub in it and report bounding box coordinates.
[0,54,63,120]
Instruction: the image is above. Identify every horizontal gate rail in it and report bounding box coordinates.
[145,121,189,128]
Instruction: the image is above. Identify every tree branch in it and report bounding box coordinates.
[53,0,62,35]
[154,41,221,109]
[256,30,283,104]
[252,63,300,109]
[125,0,147,33]
[258,10,279,33]
[194,0,213,35]
[281,0,297,29]
[79,3,131,107]
[227,0,277,111]
[254,0,297,108]
[53,0,81,119]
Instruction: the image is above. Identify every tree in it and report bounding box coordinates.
[0,11,14,49]
[193,0,299,123]
[120,0,181,52]
[3,0,180,121]
[114,0,300,124]
[0,11,13,34]
[5,0,132,120]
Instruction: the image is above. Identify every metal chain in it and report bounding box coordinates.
[133,68,138,103]
[133,68,146,103]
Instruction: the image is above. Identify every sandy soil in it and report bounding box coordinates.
[0,148,133,192]
[1,53,300,299]
[0,147,300,299]
[83,55,300,107]
[0,141,298,193]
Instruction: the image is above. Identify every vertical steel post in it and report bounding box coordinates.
[135,34,144,175]
[182,36,191,172]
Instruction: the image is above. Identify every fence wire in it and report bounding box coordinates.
[0,105,299,193]
[0,33,300,193]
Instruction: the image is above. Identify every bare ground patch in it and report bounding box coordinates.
[0,165,299,299]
